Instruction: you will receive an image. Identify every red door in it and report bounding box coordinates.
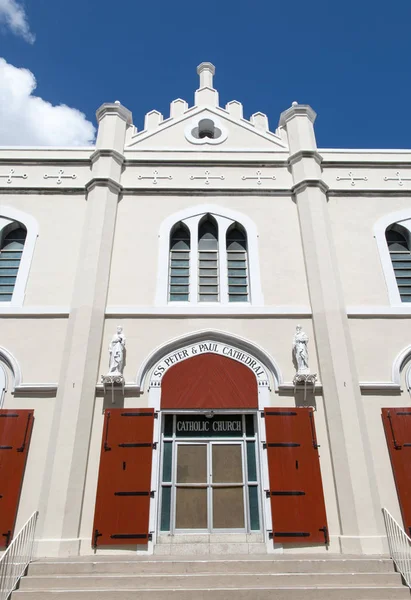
[264,408,328,544]
[0,409,34,547]
[382,408,411,535]
[92,408,155,546]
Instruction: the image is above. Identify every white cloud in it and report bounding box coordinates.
[0,0,35,43]
[0,58,96,146]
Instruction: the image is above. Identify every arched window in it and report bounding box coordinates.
[198,216,218,302]
[158,205,263,306]
[386,226,411,303]
[169,223,190,302]
[226,225,248,302]
[0,227,27,302]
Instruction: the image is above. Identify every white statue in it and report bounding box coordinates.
[293,325,310,375]
[108,326,126,376]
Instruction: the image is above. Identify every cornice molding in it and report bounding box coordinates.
[13,383,58,396]
[279,104,317,126]
[85,177,123,195]
[288,150,323,167]
[96,103,133,125]
[292,179,329,195]
[90,148,125,166]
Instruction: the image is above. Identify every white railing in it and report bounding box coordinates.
[382,507,411,588]
[0,511,38,600]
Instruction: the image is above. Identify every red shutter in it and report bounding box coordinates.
[264,407,328,544]
[92,408,155,547]
[0,409,34,548]
[382,408,411,536]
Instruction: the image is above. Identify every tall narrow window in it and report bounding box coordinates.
[386,227,411,302]
[198,217,218,302]
[227,226,248,302]
[169,224,190,301]
[0,228,26,302]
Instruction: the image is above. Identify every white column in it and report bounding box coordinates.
[36,102,132,557]
[280,103,384,554]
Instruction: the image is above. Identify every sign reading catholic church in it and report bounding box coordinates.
[150,341,269,387]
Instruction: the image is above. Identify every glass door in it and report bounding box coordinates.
[211,443,245,529]
[159,413,261,534]
[175,443,208,529]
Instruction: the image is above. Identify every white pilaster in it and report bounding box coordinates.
[36,102,132,557]
[280,103,384,555]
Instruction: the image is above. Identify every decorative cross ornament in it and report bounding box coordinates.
[384,172,411,186]
[44,170,76,184]
[190,170,225,185]
[336,171,368,186]
[0,168,28,184]
[138,170,172,185]
[241,170,276,185]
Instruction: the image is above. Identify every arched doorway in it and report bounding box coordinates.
[156,351,262,535]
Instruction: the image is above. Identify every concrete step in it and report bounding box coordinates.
[11,586,411,599]
[18,572,403,590]
[28,557,396,576]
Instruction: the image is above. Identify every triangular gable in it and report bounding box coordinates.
[125,105,288,152]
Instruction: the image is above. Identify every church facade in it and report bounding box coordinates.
[1,62,411,558]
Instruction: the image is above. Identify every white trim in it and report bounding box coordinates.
[107,305,309,316]
[149,340,270,390]
[0,363,6,407]
[347,306,411,316]
[392,344,411,385]
[0,206,39,307]
[319,148,411,155]
[136,329,282,392]
[126,105,288,149]
[374,209,411,306]
[359,382,401,391]
[14,383,58,393]
[155,204,264,307]
[0,346,22,387]
[0,305,69,316]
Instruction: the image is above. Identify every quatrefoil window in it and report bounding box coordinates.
[192,119,222,140]
[185,115,228,145]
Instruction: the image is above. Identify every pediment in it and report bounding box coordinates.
[125,106,288,152]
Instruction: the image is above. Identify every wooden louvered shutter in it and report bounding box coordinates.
[382,408,411,536]
[92,408,155,547]
[0,409,34,547]
[264,407,328,544]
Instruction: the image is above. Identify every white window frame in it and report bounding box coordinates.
[0,363,6,408]
[156,204,264,307]
[0,207,38,307]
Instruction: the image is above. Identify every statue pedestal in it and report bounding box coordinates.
[101,374,125,403]
[293,373,317,403]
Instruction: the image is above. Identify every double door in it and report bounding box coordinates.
[175,441,246,531]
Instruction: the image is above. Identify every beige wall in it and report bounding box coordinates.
[99,317,317,386]
[0,318,67,383]
[329,195,411,306]
[108,194,310,307]
[0,193,86,306]
[349,318,411,382]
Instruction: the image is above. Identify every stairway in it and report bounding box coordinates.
[12,555,410,599]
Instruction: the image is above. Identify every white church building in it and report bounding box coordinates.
[1,62,411,563]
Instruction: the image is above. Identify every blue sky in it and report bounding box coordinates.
[1,0,411,147]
